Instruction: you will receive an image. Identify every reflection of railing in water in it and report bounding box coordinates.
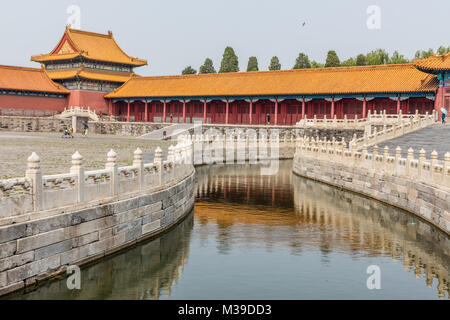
[195,162,449,298]
[292,176,449,299]
[13,212,194,300]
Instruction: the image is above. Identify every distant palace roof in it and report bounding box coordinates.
[31,27,147,67]
[0,65,69,94]
[47,67,135,83]
[106,63,438,99]
[413,53,450,72]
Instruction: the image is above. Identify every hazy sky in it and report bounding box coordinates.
[0,0,448,76]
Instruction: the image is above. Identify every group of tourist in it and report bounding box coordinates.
[61,121,89,138]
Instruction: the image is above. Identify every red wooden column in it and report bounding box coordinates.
[331,98,335,117]
[127,101,131,122]
[203,100,207,123]
[182,100,186,123]
[225,100,229,124]
[249,100,253,124]
[362,97,367,118]
[301,98,305,119]
[162,100,167,123]
[396,97,401,114]
[144,101,148,122]
[274,99,278,125]
[108,99,113,115]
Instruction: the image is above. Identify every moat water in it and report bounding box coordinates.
[11,161,450,299]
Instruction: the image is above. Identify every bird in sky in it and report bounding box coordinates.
[301,21,306,27]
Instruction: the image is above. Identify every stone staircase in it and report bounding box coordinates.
[370,124,450,160]
[139,123,194,140]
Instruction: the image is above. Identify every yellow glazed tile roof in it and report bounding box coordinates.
[106,64,438,99]
[413,53,450,71]
[0,65,69,94]
[31,27,147,66]
[47,68,134,83]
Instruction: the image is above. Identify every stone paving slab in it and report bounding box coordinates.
[369,124,450,160]
[0,132,171,179]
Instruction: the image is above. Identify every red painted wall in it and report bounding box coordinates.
[0,94,67,116]
[68,90,109,114]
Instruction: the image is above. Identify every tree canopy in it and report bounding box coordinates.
[247,56,259,72]
[311,61,324,68]
[389,51,409,64]
[356,54,367,66]
[365,49,389,65]
[219,47,239,73]
[341,57,356,67]
[437,46,450,56]
[268,56,281,70]
[324,50,340,67]
[199,58,216,74]
[181,66,197,75]
[293,53,311,69]
[414,49,434,60]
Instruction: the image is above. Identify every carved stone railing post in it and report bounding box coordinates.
[26,152,43,212]
[395,146,401,174]
[167,145,175,182]
[406,148,414,177]
[430,150,438,182]
[383,146,389,169]
[445,152,450,188]
[372,145,378,170]
[133,148,144,191]
[105,149,118,196]
[418,148,426,179]
[70,151,84,203]
[154,147,163,185]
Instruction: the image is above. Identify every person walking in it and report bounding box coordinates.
[170,113,173,123]
[442,111,446,124]
[266,113,270,125]
[82,121,89,136]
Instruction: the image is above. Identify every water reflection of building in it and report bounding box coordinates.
[194,162,450,298]
[16,212,194,300]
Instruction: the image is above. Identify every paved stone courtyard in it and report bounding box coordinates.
[371,124,450,160]
[0,132,171,179]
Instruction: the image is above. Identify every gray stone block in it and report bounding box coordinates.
[17,228,65,253]
[34,239,73,261]
[0,241,17,259]
[0,251,34,273]
[0,224,26,243]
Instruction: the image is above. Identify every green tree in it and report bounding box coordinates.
[389,51,409,64]
[325,50,340,67]
[181,66,197,75]
[199,58,216,74]
[414,48,434,60]
[436,46,450,56]
[341,57,356,67]
[268,56,281,70]
[366,49,389,65]
[293,53,311,69]
[356,54,367,66]
[247,56,259,71]
[311,61,324,68]
[219,46,239,73]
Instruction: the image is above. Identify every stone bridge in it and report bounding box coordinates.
[55,106,99,133]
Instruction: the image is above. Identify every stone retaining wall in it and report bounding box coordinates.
[0,168,195,297]
[293,152,450,235]
[0,116,70,132]
[0,138,195,296]
[90,121,167,136]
